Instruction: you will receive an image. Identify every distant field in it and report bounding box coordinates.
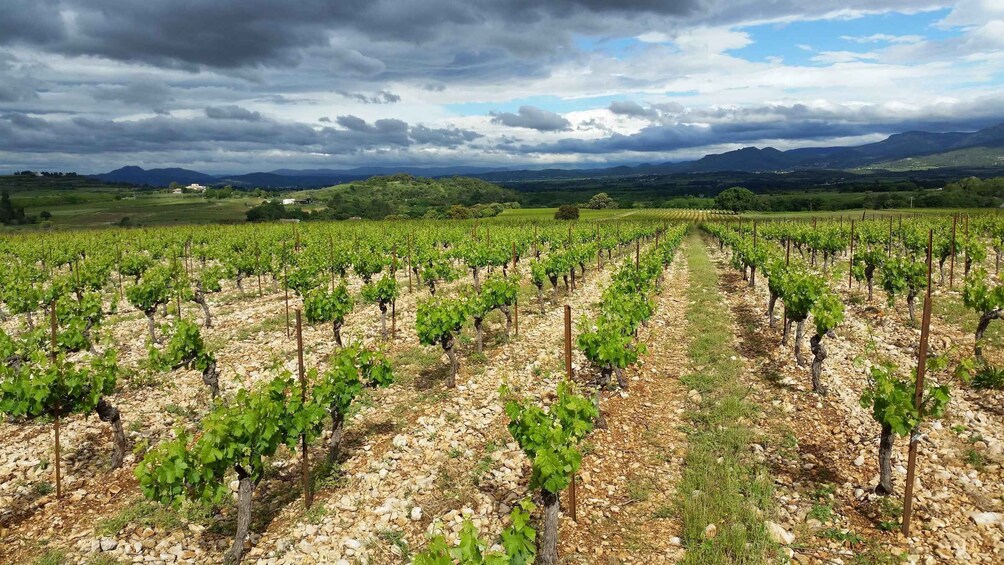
[3,192,267,229]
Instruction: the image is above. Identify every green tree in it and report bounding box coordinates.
[554,205,579,220]
[714,186,760,213]
[586,192,618,209]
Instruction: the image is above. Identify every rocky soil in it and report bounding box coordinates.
[710,240,1004,564]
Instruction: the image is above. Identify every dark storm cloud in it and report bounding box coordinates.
[0,0,66,44]
[0,78,39,103]
[205,105,265,121]
[409,125,483,147]
[609,100,659,119]
[92,81,173,107]
[334,90,401,104]
[0,1,941,72]
[490,106,572,131]
[0,110,483,159]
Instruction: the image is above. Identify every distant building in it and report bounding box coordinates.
[282,198,297,205]
[186,183,207,192]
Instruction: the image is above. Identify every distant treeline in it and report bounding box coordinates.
[246,174,521,221]
[512,172,1004,212]
[12,170,78,177]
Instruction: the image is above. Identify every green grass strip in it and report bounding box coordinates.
[677,232,781,564]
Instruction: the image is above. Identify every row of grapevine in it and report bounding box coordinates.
[704,220,953,511]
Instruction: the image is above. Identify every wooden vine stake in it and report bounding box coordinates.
[283,246,290,338]
[391,249,398,339]
[848,220,855,290]
[407,233,413,293]
[563,304,577,522]
[295,310,312,509]
[50,304,62,499]
[949,215,957,289]
[512,243,519,337]
[902,229,934,536]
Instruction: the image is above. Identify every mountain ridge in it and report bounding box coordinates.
[90,122,1004,188]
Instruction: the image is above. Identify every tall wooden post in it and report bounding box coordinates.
[887,217,893,256]
[392,249,398,338]
[296,310,312,509]
[949,215,958,289]
[902,230,934,536]
[848,220,855,290]
[283,248,290,338]
[564,304,576,522]
[50,305,62,499]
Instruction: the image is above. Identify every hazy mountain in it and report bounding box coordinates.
[94,166,217,186]
[89,123,1004,188]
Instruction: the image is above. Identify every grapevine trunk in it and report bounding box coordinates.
[613,366,628,389]
[145,310,158,344]
[975,311,1000,361]
[443,337,458,388]
[95,399,126,469]
[794,319,806,367]
[327,411,345,466]
[500,304,512,336]
[537,489,560,565]
[225,476,255,564]
[474,317,484,354]
[809,333,828,395]
[766,292,778,327]
[333,320,343,348]
[194,290,212,328]
[379,303,388,340]
[877,423,894,495]
[202,359,220,398]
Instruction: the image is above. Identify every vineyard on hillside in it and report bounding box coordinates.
[2,213,1004,564]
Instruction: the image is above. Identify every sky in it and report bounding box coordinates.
[1,0,1003,174]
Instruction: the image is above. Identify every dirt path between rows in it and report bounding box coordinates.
[557,240,691,563]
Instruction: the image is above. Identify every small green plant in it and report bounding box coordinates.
[653,506,674,519]
[972,365,1004,390]
[33,481,55,496]
[808,503,834,523]
[33,549,67,565]
[819,528,864,545]
[378,529,411,562]
[875,497,903,531]
[964,448,986,470]
[413,498,536,564]
[304,502,328,524]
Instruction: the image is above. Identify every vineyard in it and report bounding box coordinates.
[1,213,1003,564]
